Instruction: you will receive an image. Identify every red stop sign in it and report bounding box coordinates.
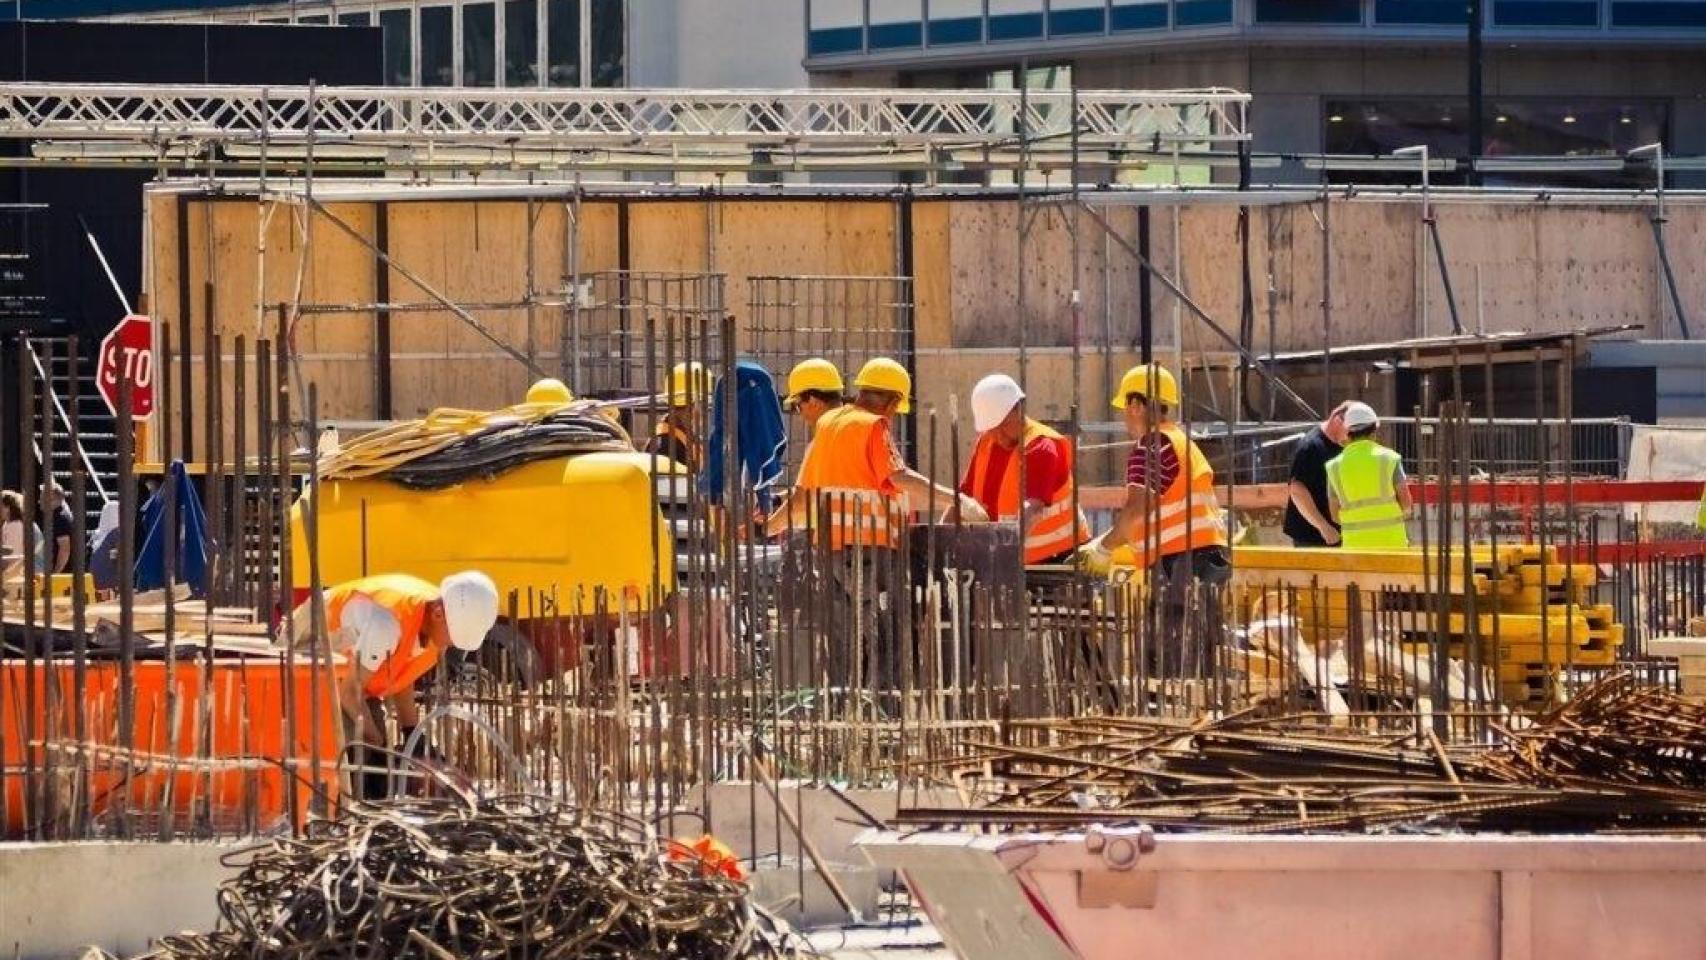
[97,314,155,421]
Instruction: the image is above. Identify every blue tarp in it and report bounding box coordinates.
[703,360,787,512]
[133,460,211,596]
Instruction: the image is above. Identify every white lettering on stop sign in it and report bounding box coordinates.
[98,314,155,420]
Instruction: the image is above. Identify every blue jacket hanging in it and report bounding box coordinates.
[702,360,786,513]
[132,460,211,596]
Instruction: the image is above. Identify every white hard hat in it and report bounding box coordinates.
[439,571,500,652]
[1343,401,1380,430]
[971,374,1025,434]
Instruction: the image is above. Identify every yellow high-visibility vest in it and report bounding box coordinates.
[1326,439,1409,550]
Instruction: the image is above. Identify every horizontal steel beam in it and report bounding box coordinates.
[0,83,1250,155]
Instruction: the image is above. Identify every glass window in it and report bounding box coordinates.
[505,0,539,86]
[298,13,330,24]
[1049,0,1107,35]
[1111,0,1168,30]
[1255,0,1361,21]
[462,2,496,85]
[380,8,412,85]
[547,0,580,87]
[1324,98,1669,187]
[339,10,372,26]
[420,5,454,86]
[590,0,623,87]
[927,0,982,44]
[989,0,1045,40]
[1493,0,1599,25]
[868,0,923,49]
[808,0,864,55]
[1612,0,1706,25]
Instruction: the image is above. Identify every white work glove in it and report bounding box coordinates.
[956,495,990,524]
[335,594,402,671]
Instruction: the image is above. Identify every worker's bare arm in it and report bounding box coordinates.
[1289,479,1340,544]
[1101,484,1153,551]
[889,469,989,522]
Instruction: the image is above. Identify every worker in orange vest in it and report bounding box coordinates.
[294,571,498,795]
[959,373,1090,565]
[647,361,710,472]
[1079,363,1229,672]
[767,357,985,544]
[765,358,983,689]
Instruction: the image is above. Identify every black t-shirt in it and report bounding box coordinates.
[1282,426,1341,546]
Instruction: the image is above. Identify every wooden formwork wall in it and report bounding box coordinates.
[145,190,1705,460]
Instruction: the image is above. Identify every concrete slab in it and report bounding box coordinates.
[0,841,245,960]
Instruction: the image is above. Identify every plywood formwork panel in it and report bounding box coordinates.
[1533,206,1657,334]
[944,202,1142,351]
[911,201,953,349]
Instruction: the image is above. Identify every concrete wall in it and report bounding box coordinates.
[1,841,243,959]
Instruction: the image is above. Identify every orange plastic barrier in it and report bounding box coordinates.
[2,658,344,837]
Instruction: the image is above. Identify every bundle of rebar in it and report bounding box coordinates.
[894,675,1706,835]
[129,794,810,960]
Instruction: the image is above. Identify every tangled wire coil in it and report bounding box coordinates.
[130,795,816,960]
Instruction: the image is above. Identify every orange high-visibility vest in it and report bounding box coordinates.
[1132,423,1227,562]
[324,574,441,699]
[650,421,702,473]
[795,405,905,550]
[965,418,1091,564]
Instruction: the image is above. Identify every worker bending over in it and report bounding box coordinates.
[1325,402,1412,549]
[1080,364,1229,672]
[960,373,1090,565]
[294,571,499,796]
[647,361,710,472]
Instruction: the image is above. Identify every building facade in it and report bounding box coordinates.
[804,0,1706,184]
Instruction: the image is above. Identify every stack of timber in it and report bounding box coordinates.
[1,582,278,659]
[1233,545,1625,709]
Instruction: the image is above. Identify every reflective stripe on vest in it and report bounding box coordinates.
[1136,424,1227,561]
[796,406,905,550]
[965,418,1091,564]
[654,421,702,472]
[1325,439,1409,549]
[325,573,442,699]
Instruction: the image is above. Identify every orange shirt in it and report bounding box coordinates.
[324,573,442,699]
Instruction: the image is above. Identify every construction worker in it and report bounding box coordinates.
[647,361,709,472]
[780,357,845,430]
[1079,363,1229,673]
[769,357,986,543]
[293,571,499,796]
[1285,401,1351,547]
[960,373,1090,565]
[1325,402,1413,549]
[523,377,574,406]
[766,357,984,689]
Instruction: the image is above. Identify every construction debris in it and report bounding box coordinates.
[895,673,1706,835]
[126,794,815,960]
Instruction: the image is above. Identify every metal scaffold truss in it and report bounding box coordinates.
[0,83,1248,164]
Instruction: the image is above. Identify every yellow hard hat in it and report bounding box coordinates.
[783,358,844,411]
[852,357,912,414]
[668,362,712,407]
[1111,363,1180,409]
[525,378,574,405]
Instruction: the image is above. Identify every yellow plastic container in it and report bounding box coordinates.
[290,451,675,615]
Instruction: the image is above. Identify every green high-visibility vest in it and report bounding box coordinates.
[1326,438,1410,550]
